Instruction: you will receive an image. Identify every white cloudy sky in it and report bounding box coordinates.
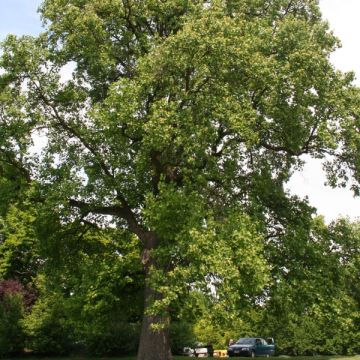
[287,0,360,222]
[0,0,359,222]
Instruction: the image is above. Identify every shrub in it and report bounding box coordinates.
[170,320,196,354]
[0,280,25,356]
[23,294,74,355]
[81,320,140,356]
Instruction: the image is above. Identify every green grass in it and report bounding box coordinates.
[273,357,360,360]
[3,356,360,360]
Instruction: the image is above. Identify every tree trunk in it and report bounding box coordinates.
[136,242,173,360]
[137,274,173,360]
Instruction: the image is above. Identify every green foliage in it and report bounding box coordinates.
[80,320,140,356]
[193,316,230,349]
[1,0,360,358]
[170,320,195,355]
[0,204,40,285]
[23,292,74,355]
[0,285,25,356]
[259,216,360,355]
[23,273,141,356]
[22,213,144,356]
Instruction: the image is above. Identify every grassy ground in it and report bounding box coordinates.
[3,356,360,360]
[121,356,353,359]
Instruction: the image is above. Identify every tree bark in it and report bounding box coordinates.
[68,201,173,359]
[136,292,173,360]
[137,266,173,360]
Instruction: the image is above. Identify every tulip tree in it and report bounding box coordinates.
[1,1,360,359]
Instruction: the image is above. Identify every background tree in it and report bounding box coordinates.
[1,1,360,359]
[0,204,40,287]
[259,215,360,355]
[0,280,26,356]
[23,212,144,356]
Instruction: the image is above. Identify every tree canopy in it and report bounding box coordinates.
[1,1,360,359]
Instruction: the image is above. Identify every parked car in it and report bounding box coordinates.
[227,337,275,357]
[183,344,214,357]
[183,347,195,356]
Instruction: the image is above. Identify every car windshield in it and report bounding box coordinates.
[235,338,255,345]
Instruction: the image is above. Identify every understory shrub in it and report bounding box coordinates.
[0,280,25,356]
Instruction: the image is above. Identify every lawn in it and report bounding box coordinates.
[3,356,360,360]
[155,356,351,359]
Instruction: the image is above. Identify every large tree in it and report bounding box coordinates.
[1,1,360,359]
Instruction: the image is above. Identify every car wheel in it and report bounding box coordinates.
[251,351,256,358]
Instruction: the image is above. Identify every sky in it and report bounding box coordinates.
[0,0,359,223]
[288,0,360,222]
[0,0,42,39]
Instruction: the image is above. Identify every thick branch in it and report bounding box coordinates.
[259,142,299,156]
[300,121,319,154]
[0,148,32,183]
[69,198,153,246]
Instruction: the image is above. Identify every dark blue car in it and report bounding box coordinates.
[227,337,275,357]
